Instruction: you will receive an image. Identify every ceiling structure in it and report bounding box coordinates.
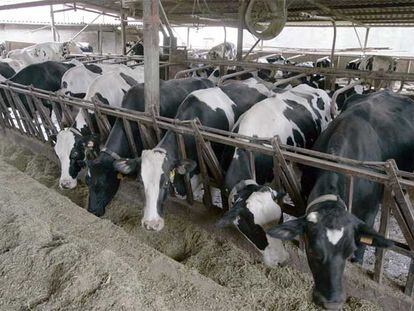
[1,0,414,27]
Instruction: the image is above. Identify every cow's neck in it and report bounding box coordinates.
[225,148,254,191]
[157,130,179,164]
[105,118,141,159]
[309,171,347,204]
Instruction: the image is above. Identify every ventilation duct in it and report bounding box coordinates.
[245,0,287,40]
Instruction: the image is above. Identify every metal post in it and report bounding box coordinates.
[120,7,127,55]
[98,24,103,54]
[236,0,246,62]
[143,0,160,115]
[186,27,190,47]
[363,27,370,55]
[50,5,57,42]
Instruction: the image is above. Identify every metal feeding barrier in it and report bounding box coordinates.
[1,81,414,297]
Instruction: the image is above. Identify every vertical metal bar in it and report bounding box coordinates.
[11,91,37,136]
[373,189,391,283]
[143,0,160,115]
[150,106,161,142]
[98,24,103,55]
[122,117,139,158]
[347,175,354,212]
[236,0,246,64]
[120,5,127,56]
[0,91,13,128]
[363,27,370,55]
[25,95,45,141]
[248,150,256,181]
[405,260,414,296]
[177,133,194,205]
[50,5,57,42]
[192,120,213,209]
[5,90,25,134]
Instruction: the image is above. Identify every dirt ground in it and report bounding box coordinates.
[0,138,395,310]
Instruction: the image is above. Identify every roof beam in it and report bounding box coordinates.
[0,0,70,10]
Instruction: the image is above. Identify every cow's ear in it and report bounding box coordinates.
[355,224,394,248]
[113,158,141,175]
[175,159,197,175]
[217,204,244,228]
[267,217,306,240]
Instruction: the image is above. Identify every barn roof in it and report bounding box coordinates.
[0,0,413,27]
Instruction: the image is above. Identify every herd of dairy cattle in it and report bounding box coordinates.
[1,41,412,310]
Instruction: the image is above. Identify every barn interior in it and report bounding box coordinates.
[0,1,414,310]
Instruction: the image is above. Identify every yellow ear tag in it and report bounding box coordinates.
[169,169,176,183]
[360,236,373,245]
[117,172,124,180]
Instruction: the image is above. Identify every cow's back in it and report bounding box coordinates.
[10,61,75,91]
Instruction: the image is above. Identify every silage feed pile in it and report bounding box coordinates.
[0,138,381,310]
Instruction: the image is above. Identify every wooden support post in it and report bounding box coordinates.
[373,189,391,283]
[143,0,160,115]
[176,133,194,205]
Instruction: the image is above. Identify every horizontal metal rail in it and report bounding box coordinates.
[185,58,414,82]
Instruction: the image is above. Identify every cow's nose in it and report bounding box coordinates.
[313,289,345,311]
[59,180,76,190]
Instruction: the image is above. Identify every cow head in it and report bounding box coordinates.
[86,151,123,216]
[267,195,393,310]
[114,148,196,231]
[54,128,100,189]
[218,181,289,266]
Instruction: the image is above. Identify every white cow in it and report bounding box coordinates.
[7,42,82,67]
[55,66,145,189]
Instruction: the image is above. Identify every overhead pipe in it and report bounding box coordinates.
[300,12,336,68]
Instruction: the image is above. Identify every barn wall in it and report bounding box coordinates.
[0,23,125,54]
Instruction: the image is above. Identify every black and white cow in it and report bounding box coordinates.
[218,84,332,266]
[54,67,145,189]
[9,60,75,91]
[86,78,214,216]
[266,91,413,310]
[346,55,397,72]
[1,61,75,114]
[0,62,16,81]
[7,42,82,67]
[60,63,139,99]
[207,42,236,60]
[114,82,268,231]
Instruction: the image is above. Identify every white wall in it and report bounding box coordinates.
[0,24,123,54]
[173,26,414,54]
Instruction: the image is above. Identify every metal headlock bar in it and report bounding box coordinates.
[184,58,414,82]
[1,80,414,296]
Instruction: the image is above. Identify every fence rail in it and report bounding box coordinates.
[1,80,414,296]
